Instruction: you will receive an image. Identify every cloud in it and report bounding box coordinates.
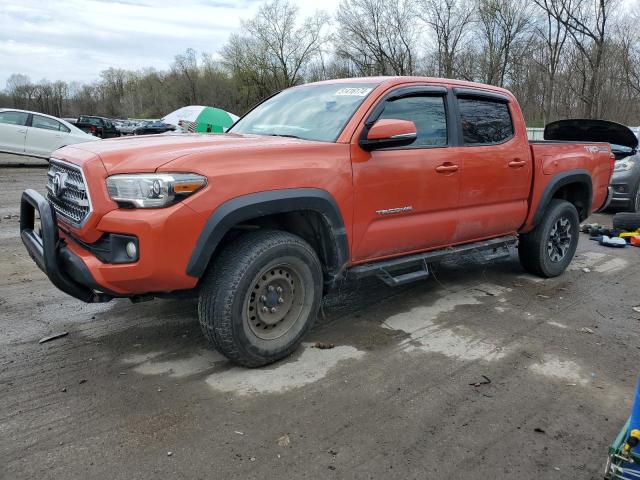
[0,0,337,87]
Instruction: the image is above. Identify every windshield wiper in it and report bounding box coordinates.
[263,133,303,139]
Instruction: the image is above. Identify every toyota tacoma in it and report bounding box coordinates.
[20,77,614,367]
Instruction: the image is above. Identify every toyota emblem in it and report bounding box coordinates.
[51,172,67,197]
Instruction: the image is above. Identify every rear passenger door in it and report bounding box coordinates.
[452,89,532,242]
[0,110,29,154]
[25,115,70,157]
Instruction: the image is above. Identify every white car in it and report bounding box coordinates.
[0,109,99,158]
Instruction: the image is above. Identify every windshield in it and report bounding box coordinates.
[229,83,376,142]
[79,116,101,126]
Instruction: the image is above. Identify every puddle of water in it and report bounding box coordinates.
[516,274,544,283]
[594,257,628,274]
[205,344,365,395]
[122,351,164,364]
[547,321,568,329]
[123,349,225,377]
[568,251,608,271]
[382,283,513,361]
[529,354,588,385]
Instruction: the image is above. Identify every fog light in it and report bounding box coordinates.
[125,241,137,259]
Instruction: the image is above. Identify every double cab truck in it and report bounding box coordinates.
[20,77,614,367]
[72,115,121,139]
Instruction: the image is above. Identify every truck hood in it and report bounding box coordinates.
[61,133,319,174]
[544,119,639,151]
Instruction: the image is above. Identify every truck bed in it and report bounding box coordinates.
[521,140,613,232]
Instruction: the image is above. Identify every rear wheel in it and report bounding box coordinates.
[518,199,580,277]
[198,230,323,367]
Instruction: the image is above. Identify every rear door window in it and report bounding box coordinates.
[0,111,29,126]
[378,95,447,147]
[32,115,65,132]
[457,97,514,145]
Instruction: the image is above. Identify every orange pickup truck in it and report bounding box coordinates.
[20,77,614,366]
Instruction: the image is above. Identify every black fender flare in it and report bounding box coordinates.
[186,188,350,279]
[531,169,593,226]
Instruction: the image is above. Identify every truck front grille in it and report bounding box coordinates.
[47,159,92,227]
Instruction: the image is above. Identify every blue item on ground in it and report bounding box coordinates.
[600,236,627,248]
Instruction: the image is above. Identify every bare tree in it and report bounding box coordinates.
[172,48,200,105]
[476,0,534,87]
[249,0,328,88]
[221,0,328,107]
[541,0,617,118]
[5,74,37,109]
[418,0,474,77]
[4,0,640,125]
[531,0,569,123]
[335,0,419,76]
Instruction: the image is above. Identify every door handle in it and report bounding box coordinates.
[508,159,527,168]
[17,129,26,134]
[435,163,459,173]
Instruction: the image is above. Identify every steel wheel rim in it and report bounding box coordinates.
[243,264,306,340]
[547,216,572,263]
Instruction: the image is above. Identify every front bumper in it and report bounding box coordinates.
[597,186,614,212]
[20,189,113,303]
[609,167,640,206]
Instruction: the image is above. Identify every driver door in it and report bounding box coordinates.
[351,88,461,262]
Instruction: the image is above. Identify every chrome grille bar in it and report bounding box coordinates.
[46,159,92,227]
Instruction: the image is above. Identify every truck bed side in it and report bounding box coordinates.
[521,141,613,233]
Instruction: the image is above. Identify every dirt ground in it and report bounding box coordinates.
[1,161,639,480]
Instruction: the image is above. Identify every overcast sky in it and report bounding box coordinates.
[0,0,339,88]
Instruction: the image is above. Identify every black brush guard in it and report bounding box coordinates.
[20,189,112,303]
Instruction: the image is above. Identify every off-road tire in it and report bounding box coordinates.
[518,199,580,278]
[198,229,323,367]
[613,211,640,231]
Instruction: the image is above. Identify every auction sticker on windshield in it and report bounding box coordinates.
[335,87,372,96]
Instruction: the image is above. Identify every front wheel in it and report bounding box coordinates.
[518,199,580,278]
[198,230,323,367]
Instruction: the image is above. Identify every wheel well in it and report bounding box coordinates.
[209,210,343,284]
[550,182,591,221]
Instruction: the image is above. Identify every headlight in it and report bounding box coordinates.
[106,173,207,208]
[614,159,636,172]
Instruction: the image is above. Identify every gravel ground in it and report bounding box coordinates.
[1,166,639,480]
[0,151,48,168]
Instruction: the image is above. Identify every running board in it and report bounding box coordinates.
[376,260,430,287]
[349,235,518,286]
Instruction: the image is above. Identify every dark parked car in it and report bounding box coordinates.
[133,121,176,135]
[544,119,640,212]
[72,116,121,139]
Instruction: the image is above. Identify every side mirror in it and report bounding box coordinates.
[359,119,417,151]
